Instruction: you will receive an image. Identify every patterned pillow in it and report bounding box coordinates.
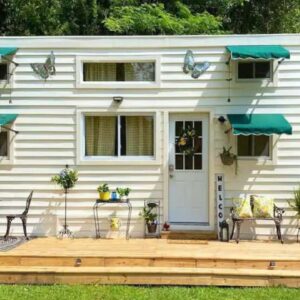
[251,195,274,218]
[232,198,253,218]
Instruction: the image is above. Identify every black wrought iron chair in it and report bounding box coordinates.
[4,191,33,240]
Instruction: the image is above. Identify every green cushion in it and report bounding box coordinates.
[252,195,274,218]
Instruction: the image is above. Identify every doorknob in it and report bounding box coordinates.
[169,164,174,178]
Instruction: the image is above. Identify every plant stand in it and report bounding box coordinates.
[58,189,73,239]
[144,200,160,238]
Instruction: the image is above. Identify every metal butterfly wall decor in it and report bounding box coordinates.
[30,51,56,80]
[183,50,210,79]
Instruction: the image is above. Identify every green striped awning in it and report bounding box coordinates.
[227,114,292,136]
[226,45,290,60]
[0,47,18,58]
[0,114,18,126]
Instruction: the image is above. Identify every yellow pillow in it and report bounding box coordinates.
[252,195,274,218]
[233,198,253,218]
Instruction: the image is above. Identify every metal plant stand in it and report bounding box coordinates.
[58,189,73,239]
[93,199,132,240]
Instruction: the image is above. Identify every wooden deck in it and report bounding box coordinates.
[0,237,299,287]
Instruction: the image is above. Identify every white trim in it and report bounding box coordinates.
[76,108,161,166]
[75,55,161,89]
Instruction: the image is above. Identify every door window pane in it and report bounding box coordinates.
[0,132,8,156]
[85,116,117,156]
[83,62,155,82]
[175,155,183,170]
[194,155,202,170]
[185,155,193,170]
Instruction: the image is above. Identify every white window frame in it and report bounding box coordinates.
[0,126,15,165]
[234,135,278,165]
[76,109,161,165]
[76,55,161,89]
[230,59,279,87]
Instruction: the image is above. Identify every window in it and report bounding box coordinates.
[83,62,155,82]
[237,135,270,158]
[237,61,271,79]
[85,115,154,157]
[0,130,8,157]
[0,63,8,81]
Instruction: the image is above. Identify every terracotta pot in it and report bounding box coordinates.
[147,223,157,233]
[99,191,110,201]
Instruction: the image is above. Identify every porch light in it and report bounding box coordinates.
[218,116,226,124]
[113,96,123,103]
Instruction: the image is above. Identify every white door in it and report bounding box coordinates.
[168,114,209,227]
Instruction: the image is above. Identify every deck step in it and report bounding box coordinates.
[161,230,218,240]
[0,266,298,286]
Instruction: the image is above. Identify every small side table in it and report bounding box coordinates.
[93,199,132,240]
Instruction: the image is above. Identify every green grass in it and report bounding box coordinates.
[0,285,298,300]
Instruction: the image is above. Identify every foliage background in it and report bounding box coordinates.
[0,0,299,36]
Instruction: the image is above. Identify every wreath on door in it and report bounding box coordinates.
[176,126,196,156]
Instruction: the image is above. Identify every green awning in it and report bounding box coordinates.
[226,45,290,60]
[0,114,18,126]
[0,47,18,58]
[227,114,292,136]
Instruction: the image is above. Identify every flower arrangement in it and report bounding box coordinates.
[51,167,78,191]
[176,126,196,156]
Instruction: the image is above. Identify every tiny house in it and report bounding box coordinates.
[0,34,299,240]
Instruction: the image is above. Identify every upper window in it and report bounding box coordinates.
[237,135,270,158]
[85,115,154,158]
[237,61,271,80]
[83,62,155,82]
[0,63,8,81]
[0,130,8,157]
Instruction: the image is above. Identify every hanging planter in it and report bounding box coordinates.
[176,126,196,156]
[220,147,238,174]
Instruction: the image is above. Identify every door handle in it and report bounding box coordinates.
[169,164,174,178]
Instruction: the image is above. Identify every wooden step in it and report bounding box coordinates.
[0,266,298,287]
[0,255,299,270]
[161,230,218,240]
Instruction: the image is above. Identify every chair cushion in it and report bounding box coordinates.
[233,198,253,218]
[252,195,274,218]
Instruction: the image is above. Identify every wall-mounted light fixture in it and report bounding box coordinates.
[218,116,226,124]
[113,96,123,103]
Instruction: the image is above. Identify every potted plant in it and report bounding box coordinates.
[288,185,300,225]
[140,203,158,233]
[116,187,131,202]
[97,183,110,201]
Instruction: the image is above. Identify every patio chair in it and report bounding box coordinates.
[4,191,33,240]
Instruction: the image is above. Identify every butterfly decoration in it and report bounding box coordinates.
[183,50,210,79]
[30,51,56,80]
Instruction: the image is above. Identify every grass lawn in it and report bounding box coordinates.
[0,285,298,300]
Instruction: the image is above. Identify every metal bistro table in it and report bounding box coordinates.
[93,199,132,240]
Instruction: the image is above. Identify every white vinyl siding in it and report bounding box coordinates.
[0,35,298,240]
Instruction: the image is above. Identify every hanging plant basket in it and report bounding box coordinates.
[220,147,238,174]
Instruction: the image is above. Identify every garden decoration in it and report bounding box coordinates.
[176,126,196,156]
[183,50,210,79]
[97,183,110,201]
[220,146,238,174]
[288,185,300,242]
[116,187,131,202]
[51,165,78,239]
[31,51,56,80]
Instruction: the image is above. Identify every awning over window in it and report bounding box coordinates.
[227,114,292,136]
[226,45,290,60]
[0,47,18,58]
[0,114,18,126]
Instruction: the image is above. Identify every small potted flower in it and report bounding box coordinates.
[140,203,158,233]
[116,187,131,202]
[97,183,110,201]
